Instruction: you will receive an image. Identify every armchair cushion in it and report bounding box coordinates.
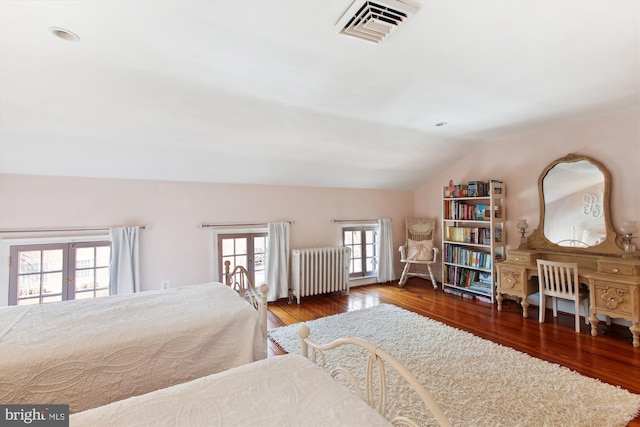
[406,239,434,261]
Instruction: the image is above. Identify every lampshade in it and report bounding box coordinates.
[620,220,638,235]
[517,219,528,230]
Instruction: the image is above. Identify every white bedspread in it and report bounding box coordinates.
[70,354,392,427]
[0,283,266,413]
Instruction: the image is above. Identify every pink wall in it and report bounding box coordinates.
[0,177,414,293]
[0,106,637,297]
[414,106,640,280]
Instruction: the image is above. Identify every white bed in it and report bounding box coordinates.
[69,326,452,427]
[0,274,267,413]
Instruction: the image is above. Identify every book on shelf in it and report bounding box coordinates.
[495,228,503,243]
[494,205,502,219]
[476,204,486,221]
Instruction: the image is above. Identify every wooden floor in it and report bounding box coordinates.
[267,278,640,426]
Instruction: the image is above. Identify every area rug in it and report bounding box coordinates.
[268,304,640,427]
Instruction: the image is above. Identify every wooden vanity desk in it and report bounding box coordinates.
[496,153,640,347]
[496,249,640,347]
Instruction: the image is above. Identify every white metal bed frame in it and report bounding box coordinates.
[298,324,452,427]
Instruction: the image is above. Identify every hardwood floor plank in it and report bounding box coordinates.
[266,278,640,426]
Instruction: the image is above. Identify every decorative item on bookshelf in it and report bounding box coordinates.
[619,220,638,259]
[517,218,529,249]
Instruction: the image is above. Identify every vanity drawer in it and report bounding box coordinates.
[591,281,633,315]
[506,252,535,264]
[498,268,526,294]
[597,262,636,277]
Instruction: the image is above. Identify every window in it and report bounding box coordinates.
[342,226,378,278]
[217,233,267,285]
[8,241,111,305]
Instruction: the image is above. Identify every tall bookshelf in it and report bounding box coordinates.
[441,181,505,303]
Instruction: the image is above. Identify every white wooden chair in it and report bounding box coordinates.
[398,218,438,288]
[536,259,589,333]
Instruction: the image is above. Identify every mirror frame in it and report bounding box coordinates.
[527,153,622,256]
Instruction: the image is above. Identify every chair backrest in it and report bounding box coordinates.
[536,259,580,298]
[406,218,435,243]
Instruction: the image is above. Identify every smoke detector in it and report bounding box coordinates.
[336,0,419,44]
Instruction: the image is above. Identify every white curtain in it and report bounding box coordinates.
[377,218,395,283]
[109,226,140,295]
[266,222,290,302]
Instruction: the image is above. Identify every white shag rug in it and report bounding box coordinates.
[268,304,640,427]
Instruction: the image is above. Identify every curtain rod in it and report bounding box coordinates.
[331,219,379,223]
[200,221,294,228]
[0,225,150,234]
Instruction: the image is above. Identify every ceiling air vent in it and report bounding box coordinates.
[336,0,419,44]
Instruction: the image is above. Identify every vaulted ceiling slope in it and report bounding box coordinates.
[0,0,638,190]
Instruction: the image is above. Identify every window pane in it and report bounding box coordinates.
[96,246,111,267]
[365,243,375,257]
[352,259,362,273]
[19,251,41,274]
[76,247,95,269]
[365,230,375,242]
[344,232,353,245]
[353,232,362,244]
[43,250,63,272]
[366,258,376,272]
[352,245,362,258]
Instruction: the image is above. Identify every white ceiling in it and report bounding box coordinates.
[1,0,638,190]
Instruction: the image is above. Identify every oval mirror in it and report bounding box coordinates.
[527,153,620,255]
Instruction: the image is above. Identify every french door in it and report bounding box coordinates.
[217,233,267,286]
[8,241,111,305]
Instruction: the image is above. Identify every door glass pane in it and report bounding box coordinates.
[19,251,41,274]
[18,274,40,297]
[76,247,95,268]
[76,270,95,291]
[43,272,63,295]
[42,295,63,304]
[235,238,247,255]
[96,246,110,267]
[222,239,235,256]
[235,255,248,269]
[43,250,63,272]
[95,288,109,298]
[96,268,109,290]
